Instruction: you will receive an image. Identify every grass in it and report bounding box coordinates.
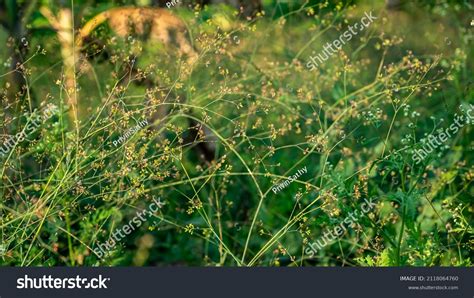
[0,0,472,267]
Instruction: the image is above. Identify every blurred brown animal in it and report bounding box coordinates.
[76,7,216,161]
[76,7,198,65]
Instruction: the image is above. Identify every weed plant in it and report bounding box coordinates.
[0,0,472,266]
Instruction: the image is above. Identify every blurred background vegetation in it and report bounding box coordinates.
[0,0,472,266]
